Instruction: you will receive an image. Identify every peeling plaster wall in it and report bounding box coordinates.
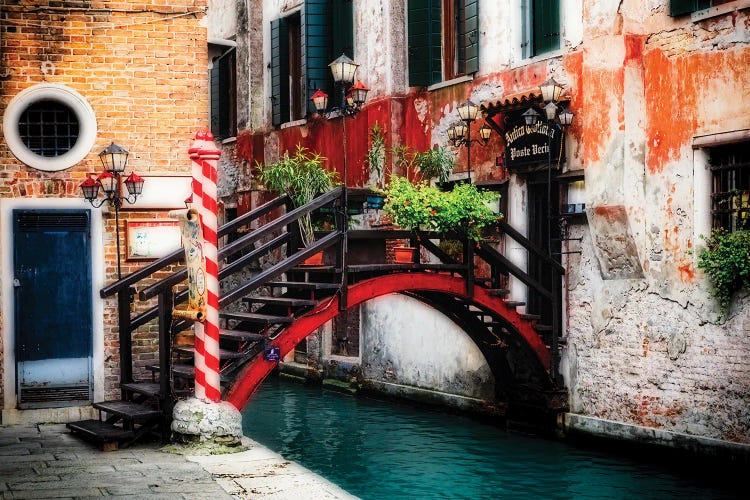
[211,0,750,445]
[561,1,750,445]
[361,295,495,400]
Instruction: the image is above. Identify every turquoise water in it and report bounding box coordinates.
[241,377,742,499]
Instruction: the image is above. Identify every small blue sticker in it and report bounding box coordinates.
[263,346,281,362]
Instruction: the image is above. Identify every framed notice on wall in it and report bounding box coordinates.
[125,219,182,260]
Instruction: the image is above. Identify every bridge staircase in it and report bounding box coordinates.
[67,187,566,449]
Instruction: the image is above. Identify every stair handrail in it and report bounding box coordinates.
[497,220,565,274]
[100,194,290,299]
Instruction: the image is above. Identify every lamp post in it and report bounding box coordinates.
[311,53,369,221]
[80,142,145,279]
[530,77,575,257]
[448,100,491,183]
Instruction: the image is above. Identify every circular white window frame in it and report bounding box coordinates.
[3,83,97,172]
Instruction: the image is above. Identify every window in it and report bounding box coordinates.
[210,47,237,139]
[521,0,560,59]
[408,0,479,87]
[3,83,97,172]
[270,0,354,126]
[710,143,749,231]
[669,0,734,17]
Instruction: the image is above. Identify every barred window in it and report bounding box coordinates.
[710,143,749,232]
[19,100,80,157]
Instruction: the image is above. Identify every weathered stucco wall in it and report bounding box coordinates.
[360,295,495,400]
[561,1,750,444]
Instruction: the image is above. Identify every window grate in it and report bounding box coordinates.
[18,99,80,157]
[710,143,750,232]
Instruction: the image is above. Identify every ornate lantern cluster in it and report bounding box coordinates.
[311,54,369,116]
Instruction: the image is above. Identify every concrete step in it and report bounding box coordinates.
[93,400,161,421]
[120,382,161,399]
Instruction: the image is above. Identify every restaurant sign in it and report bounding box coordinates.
[504,121,563,170]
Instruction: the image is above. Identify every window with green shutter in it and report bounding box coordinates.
[408,0,479,88]
[210,47,237,138]
[271,1,354,124]
[520,0,561,58]
[669,0,713,16]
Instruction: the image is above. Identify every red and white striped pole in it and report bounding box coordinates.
[198,131,222,402]
[188,131,207,401]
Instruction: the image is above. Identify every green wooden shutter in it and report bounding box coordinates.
[408,0,442,87]
[669,0,710,16]
[332,0,354,59]
[210,64,220,135]
[271,17,290,126]
[463,0,479,75]
[533,0,560,56]
[303,0,332,115]
[521,0,532,59]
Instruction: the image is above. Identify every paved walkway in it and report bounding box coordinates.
[0,423,357,499]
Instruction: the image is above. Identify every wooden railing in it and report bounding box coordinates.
[100,185,565,408]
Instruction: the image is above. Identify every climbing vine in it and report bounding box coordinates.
[697,229,750,312]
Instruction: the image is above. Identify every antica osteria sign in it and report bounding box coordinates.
[504,121,563,170]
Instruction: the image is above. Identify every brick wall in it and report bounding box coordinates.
[0,0,208,404]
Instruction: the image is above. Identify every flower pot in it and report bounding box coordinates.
[366,194,385,210]
[301,250,324,266]
[393,246,417,264]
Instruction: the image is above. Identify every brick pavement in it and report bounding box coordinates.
[0,423,357,499]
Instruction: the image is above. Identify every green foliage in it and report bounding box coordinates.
[413,145,456,183]
[258,145,338,246]
[383,176,500,241]
[366,123,386,189]
[697,229,750,312]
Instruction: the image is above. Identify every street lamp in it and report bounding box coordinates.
[448,99,491,183]
[537,77,574,257]
[80,142,145,279]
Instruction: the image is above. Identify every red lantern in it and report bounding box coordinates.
[124,172,145,197]
[80,175,100,201]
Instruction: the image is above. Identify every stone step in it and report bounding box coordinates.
[66,419,134,450]
[486,288,510,297]
[120,382,161,399]
[520,313,541,321]
[146,363,195,379]
[503,300,526,308]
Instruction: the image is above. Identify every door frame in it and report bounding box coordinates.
[1,198,105,411]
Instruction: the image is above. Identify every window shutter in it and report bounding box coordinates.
[210,65,220,136]
[271,17,290,126]
[408,0,442,87]
[521,0,532,59]
[669,0,711,16]
[303,0,333,116]
[463,0,479,75]
[332,0,354,60]
[533,0,560,56]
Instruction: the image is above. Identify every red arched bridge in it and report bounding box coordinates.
[68,187,566,448]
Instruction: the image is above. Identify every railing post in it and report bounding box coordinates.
[339,190,348,311]
[117,287,134,399]
[551,268,562,385]
[158,288,173,441]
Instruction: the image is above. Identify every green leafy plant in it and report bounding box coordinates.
[383,176,500,241]
[413,145,456,184]
[258,145,338,247]
[366,123,386,189]
[697,229,750,312]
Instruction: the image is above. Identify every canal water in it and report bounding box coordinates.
[242,376,742,499]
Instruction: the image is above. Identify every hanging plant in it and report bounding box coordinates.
[697,228,750,312]
[257,145,338,247]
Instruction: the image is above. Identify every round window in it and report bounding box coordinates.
[3,84,97,172]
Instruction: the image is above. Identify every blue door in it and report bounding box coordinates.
[13,209,93,408]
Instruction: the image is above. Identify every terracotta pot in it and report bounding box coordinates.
[393,246,417,264]
[301,250,324,266]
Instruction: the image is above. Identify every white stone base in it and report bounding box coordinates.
[1,405,97,426]
[171,398,243,445]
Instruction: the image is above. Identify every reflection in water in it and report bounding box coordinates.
[242,377,741,499]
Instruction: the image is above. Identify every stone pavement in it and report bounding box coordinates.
[0,423,357,499]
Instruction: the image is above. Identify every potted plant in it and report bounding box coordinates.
[258,145,338,263]
[413,145,456,184]
[384,176,500,263]
[365,123,387,209]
